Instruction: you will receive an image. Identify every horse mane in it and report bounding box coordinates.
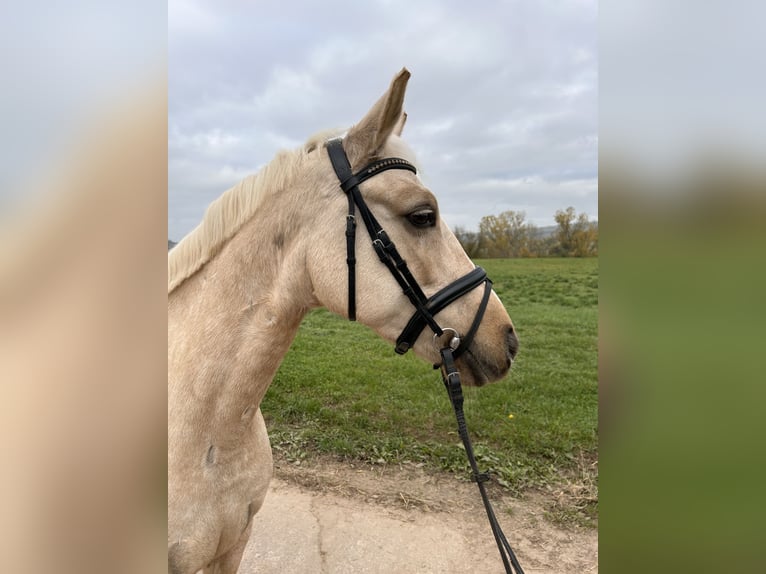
[168,128,342,294]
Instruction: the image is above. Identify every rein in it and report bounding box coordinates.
[440,345,525,574]
[327,138,525,574]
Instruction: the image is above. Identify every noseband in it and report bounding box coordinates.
[326,138,492,358]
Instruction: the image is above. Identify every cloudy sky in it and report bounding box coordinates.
[168,0,597,241]
[0,0,165,203]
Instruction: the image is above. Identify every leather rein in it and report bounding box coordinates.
[326,138,525,574]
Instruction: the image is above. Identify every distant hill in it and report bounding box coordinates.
[533,225,557,238]
[168,240,176,251]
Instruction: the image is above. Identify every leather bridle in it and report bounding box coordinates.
[326,137,492,358]
[326,138,525,574]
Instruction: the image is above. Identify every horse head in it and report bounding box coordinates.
[307,69,517,386]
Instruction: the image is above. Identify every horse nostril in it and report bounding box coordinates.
[507,327,519,360]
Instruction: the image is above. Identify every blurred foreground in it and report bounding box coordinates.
[599,162,765,573]
[0,87,167,572]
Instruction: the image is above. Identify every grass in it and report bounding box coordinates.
[261,258,598,524]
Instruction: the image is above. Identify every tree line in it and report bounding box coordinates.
[453,207,598,258]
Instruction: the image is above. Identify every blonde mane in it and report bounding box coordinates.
[168,129,340,294]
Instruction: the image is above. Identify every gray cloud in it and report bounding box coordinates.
[169,0,597,240]
[1,1,165,200]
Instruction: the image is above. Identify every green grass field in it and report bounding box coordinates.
[262,258,598,522]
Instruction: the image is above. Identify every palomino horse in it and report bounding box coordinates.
[168,69,518,574]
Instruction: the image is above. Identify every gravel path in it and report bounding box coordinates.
[240,461,597,573]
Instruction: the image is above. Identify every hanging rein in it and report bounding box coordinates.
[327,138,525,574]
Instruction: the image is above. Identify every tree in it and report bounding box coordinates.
[554,207,598,257]
[453,226,481,258]
[572,213,598,257]
[454,207,597,259]
[553,207,576,256]
[478,210,538,258]
[528,228,557,257]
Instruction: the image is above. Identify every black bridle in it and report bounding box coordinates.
[326,138,492,357]
[327,138,525,574]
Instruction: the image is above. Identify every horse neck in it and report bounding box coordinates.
[168,201,316,419]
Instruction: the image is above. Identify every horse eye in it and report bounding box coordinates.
[407,209,436,228]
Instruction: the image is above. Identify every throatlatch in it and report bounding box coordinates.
[326,137,525,574]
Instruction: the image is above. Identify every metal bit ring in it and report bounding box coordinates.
[434,328,460,351]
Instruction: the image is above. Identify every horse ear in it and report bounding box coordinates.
[344,68,410,167]
[393,112,407,137]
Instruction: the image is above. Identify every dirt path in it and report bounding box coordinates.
[241,459,597,573]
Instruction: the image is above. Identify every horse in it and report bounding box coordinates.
[168,68,518,574]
